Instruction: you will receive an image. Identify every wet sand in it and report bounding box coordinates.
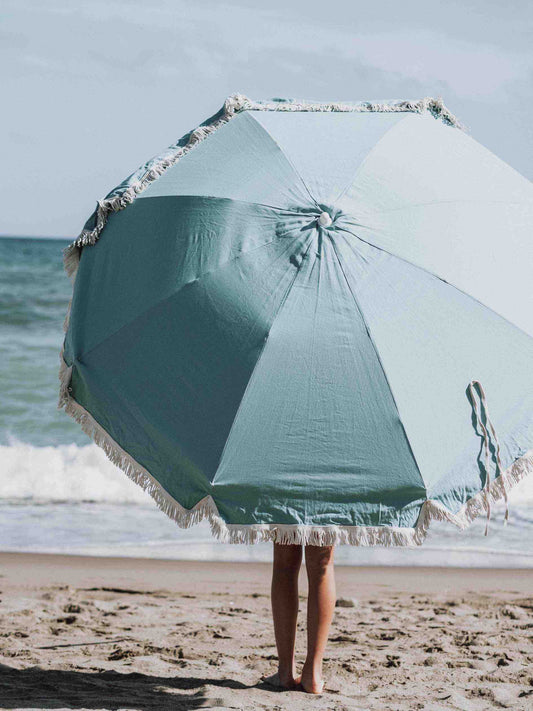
[1,552,532,710]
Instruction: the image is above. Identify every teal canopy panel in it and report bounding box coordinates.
[59,95,533,545]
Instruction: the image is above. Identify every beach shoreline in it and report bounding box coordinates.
[1,552,533,709]
[3,551,533,594]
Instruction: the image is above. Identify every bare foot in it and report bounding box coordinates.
[301,669,325,694]
[261,671,302,690]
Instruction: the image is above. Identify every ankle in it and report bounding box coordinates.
[302,660,322,680]
[278,663,298,681]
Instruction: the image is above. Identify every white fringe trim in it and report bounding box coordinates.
[62,94,462,279]
[57,354,532,547]
[62,94,530,547]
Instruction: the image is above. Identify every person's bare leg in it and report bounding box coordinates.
[301,545,336,694]
[264,543,303,689]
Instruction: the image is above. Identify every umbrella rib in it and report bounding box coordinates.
[336,224,532,340]
[327,235,427,495]
[353,198,533,214]
[211,235,317,484]
[329,115,412,207]
[247,113,321,210]
[76,230,311,362]
[143,193,317,218]
[334,229,492,416]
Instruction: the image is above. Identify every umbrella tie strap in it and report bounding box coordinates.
[468,380,509,535]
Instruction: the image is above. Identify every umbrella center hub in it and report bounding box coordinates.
[317,211,333,228]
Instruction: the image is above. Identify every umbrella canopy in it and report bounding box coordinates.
[59,95,533,546]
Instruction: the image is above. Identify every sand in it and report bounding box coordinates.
[1,552,532,710]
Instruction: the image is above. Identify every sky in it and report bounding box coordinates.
[1,0,532,238]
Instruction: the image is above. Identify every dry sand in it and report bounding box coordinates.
[1,552,532,710]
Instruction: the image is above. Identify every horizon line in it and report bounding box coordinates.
[0,234,72,241]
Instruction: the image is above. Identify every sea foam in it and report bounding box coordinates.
[1,437,533,506]
[0,438,150,503]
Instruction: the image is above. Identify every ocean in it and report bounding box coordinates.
[1,235,532,567]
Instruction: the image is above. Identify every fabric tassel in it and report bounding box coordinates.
[467,380,510,533]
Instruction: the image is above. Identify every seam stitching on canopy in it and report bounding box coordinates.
[327,236,427,495]
[331,114,412,207]
[210,235,316,485]
[247,113,320,209]
[71,229,309,360]
[336,224,533,341]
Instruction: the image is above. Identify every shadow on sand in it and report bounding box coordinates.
[0,664,283,710]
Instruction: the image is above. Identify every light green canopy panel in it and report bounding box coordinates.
[59,95,533,546]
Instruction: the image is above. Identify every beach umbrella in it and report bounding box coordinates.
[59,95,533,546]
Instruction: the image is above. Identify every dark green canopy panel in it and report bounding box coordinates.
[59,96,533,545]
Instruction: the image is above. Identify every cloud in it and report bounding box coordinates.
[1,0,532,236]
[338,32,530,97]
[6,0,531,98]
